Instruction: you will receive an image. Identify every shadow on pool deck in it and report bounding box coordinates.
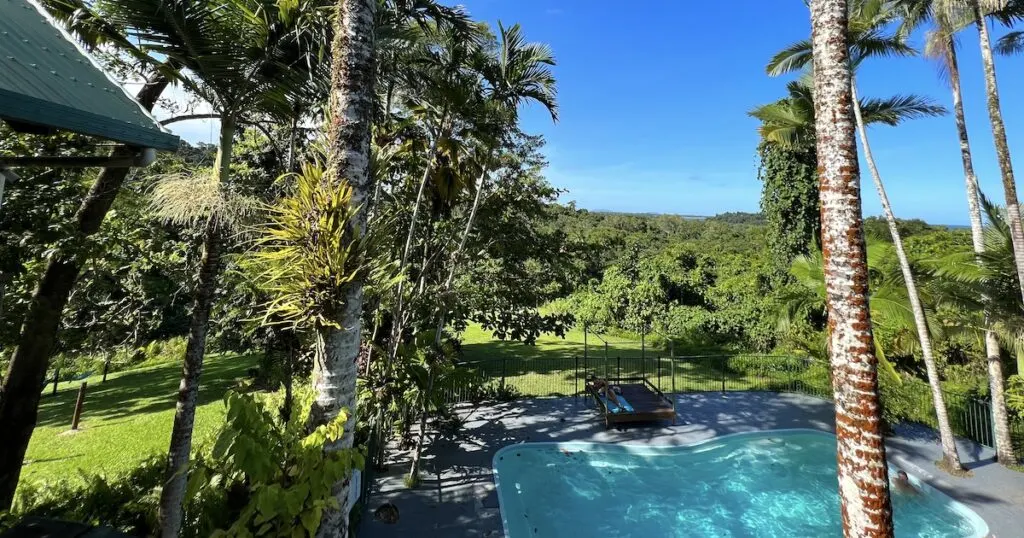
[360,392,1024,538]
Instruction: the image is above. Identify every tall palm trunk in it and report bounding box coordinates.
[851,84,965,473]
[973,2,1024,301]
[388,120,446,364]
[810,0,894,536]
[158,114,235,538]
[406,157,492,485]
[311,1,376,536]
[0,75,171,511]
[945,37,1017,465]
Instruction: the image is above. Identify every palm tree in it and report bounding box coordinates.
[779,246,929,383]
[308,1,469,534]
[808,0,895,535]
[967,0,1024,304]
[930,196,1021,463]
[897,0,1018,466]
[404,21,558,485]
[301,0,377,535]
[0,2,176,511]
[93,1,327,534]
[387,20,486,366]
[769,0,965,473]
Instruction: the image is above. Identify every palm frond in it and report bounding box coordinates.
[766,39,813,76]
[149,171,259,229]
[995,30,1024,55]
[859,94,947,125]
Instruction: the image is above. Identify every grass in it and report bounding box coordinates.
[22,352,257,486]
[457,323,807,398]
[460,323,647,361]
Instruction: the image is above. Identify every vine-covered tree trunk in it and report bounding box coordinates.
[0,75,171,511]
[851,85,964,473]
[810,0,894,536]
[973,3,1024,302]
[158,114,234,538]
[946,36,1017,466]
[312,0,376,536]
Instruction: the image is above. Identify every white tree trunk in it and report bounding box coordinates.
[946,36,1017,466]
[313,0,376,536]
[974,4,1024,302]
[810,1,894,536]
[851,85,965,473]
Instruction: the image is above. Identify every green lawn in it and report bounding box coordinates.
[457,323,808,398]
[22,352,257,486]
[460,322,648,361]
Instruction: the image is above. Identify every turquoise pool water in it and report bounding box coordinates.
[492,430,988,538]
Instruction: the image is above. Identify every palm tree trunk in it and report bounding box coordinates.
[946,36,1017,466]
[389,121,446,361]
[311,1,376,536]
[406,161,492,485]
[430,157,492,348]
[0,74,172,511]
[406,370,434,485]
[851,84,965,473]
[810,1,894,535]
[158,114,235,538]
[973,2,1024,301]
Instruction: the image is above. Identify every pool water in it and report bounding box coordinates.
[492,430,988,538]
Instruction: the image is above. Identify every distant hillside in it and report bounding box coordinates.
[586,209,765,224]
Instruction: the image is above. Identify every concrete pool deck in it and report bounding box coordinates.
[360,392,1024,537]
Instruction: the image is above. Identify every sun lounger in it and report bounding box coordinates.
[587,376,676,429]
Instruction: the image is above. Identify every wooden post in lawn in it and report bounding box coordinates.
[102,354,111,383]
[51,367,59,396]
[71,382,87,430]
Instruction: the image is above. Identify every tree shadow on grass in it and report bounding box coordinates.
[34,353,258,428]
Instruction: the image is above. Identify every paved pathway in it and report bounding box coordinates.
[360,392,1024,537]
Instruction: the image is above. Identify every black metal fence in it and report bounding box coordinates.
[447,355,1024,459]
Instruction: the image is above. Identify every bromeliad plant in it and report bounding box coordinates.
[246,162,394,334]
[190,390,363,538]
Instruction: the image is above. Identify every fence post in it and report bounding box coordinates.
[617,356,621,380]
[720,357,726,392]
[671,357,675,395]
[71,382,87,430]
[584,323,588,361]
[657,356,662,391]
[501,358,507,392]
[574,356,579,399]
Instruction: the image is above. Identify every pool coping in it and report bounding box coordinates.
[491,428,989,538]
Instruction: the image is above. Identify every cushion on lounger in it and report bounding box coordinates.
[599,394,634,413]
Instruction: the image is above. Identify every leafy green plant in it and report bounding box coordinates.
[1007,375,1024,418]
[191,390,363,537]
[246,163,386,333]
[6,456,166,535]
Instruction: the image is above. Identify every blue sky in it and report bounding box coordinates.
[166,0,1024,225]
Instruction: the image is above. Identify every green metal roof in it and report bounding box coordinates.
[0,0,179,151]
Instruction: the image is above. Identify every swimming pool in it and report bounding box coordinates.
[492,429,988,537]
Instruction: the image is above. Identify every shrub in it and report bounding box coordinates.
[7,389,361,537]
[1007,375,1024,419]
[7,456,165,535]
[191,390,363,537]
[727,355,805,376]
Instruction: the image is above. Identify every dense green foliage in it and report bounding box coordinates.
[757,139,820,270]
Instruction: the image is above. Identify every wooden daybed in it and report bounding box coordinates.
[586,376,676,429]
